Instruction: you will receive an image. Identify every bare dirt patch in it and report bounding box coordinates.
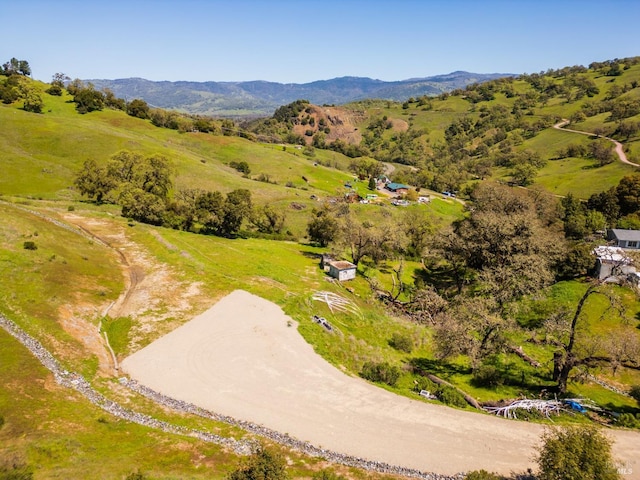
[292,105,365,145]
[60,213,206,355]
[120,289,640,476]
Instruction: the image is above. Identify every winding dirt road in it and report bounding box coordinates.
[553,119,639,167]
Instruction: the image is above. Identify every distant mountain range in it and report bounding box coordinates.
[87,71,512,118]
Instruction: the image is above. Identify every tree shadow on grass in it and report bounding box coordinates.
[470,357,555,396]
[409,357,471,379]
[300,250,322,261]
[413,263,467,297]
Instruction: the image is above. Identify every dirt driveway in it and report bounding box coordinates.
[121,290,640,477]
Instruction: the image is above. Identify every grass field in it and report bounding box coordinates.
[2,68,640,478]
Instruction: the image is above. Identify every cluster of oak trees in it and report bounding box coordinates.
[74,151,286,238]
[0,57,44,113]
[309,181,640,395]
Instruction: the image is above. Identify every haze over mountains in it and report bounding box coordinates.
[87,71,511,117]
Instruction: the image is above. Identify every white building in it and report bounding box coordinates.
[327,260,357,281]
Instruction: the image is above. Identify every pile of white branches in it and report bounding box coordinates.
[311,291,362,317]
[484,399,564,420]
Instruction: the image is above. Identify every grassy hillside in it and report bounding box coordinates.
[248,57,640,200]
[2,63,640,479]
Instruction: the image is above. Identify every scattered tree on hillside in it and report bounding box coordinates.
[348,157,384,180]
[74,151,173,205]
[432,296,510,368]
[338,211,404,266]
[0,76,20,104]
[249,204,286,234]
[220,189,253,237]
[441,183,565,307]
[127,98,150,119]
[73,83,105,113]
[46,73,69,96]
[547,269,640,394]
[307,206,339,247]
[120,186,167,225]
[195,190,225,234]
[1,57,30,76]
[74,158,116,203]
[20,84,44,113]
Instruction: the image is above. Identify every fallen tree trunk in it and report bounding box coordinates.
[508,344,541,368]
[426,373,482,410]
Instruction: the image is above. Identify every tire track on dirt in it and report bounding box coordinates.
[2,202,137,373]
[70,221,141,319]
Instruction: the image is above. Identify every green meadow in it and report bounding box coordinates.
[2,63,640,478]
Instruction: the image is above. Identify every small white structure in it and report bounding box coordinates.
[327,260,357,281]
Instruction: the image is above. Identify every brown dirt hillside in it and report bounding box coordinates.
[291,105,403,145]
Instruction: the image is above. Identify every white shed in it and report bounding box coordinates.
[327,260,357,281]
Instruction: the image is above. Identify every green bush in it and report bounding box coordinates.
[23,241,37,250]
[414,376,438,393]
[227,446,287,480]
[616,413,640,429]
[537,425,620,480]
[312,470,346,480]
[230,161,251,175]
[360,361,401,386]
[435,385,467,408]
[388,332,414,353]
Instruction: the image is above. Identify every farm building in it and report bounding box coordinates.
[385,183,410,194]
[327,260,357,281]
[607,229,640,249]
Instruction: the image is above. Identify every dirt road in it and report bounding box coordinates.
[553,119,639,167]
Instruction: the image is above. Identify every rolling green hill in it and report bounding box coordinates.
[2,59,640,479]
[246,57,640,199]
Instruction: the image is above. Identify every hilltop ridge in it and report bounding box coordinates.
[87,71,511,117]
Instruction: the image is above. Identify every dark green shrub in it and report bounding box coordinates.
[227,446,287,480]
[360,361,401,386]
[414,376,438,393]
[388,332,414,353]
[511,407,544,421]
[23,241,37,250]
[537,425,619,480]
[230,161,251,175]
[435,385,467,408]
[616,413,640,429]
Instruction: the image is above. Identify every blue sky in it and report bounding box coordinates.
[4,0,639,84]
